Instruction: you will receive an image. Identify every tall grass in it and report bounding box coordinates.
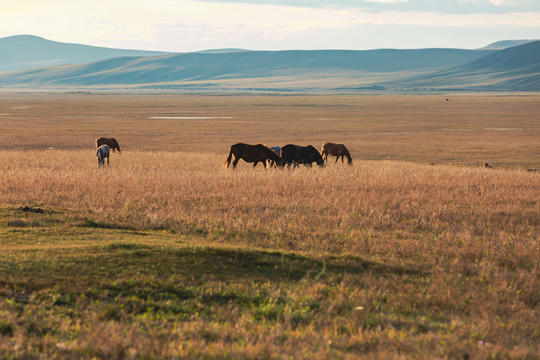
[2,150,538,263]
[1,149,539,358]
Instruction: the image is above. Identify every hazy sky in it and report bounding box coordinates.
[1,0,539,51]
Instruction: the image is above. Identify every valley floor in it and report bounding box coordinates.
[1,94,538,358]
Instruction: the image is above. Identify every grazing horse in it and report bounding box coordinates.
[321,142,352,165]
[268,146,303,169]
[95,137,121,153]
[281,144,324,168]
[96,144,110,167]
[222,143,282,169]
[266,146,282,168]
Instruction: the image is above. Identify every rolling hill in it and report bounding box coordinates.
[0,48,494,89]
[0,35,171,72]
[0,35,538,92]
[477,39,536,50]
[392,40,540,91]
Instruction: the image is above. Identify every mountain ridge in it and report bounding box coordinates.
[391,40,540,91]
[0,48,494,86]
[477,39,536,50]
[0,35,539,92]
[0,35,172,72]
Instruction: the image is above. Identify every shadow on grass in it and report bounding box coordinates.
[147,246,427,282]
[5,244,425,291]
[79,218,138,231]
[1,233,429,329]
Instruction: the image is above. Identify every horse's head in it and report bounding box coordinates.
[112,138,121,152]
[308,146,325,167]
[267,148,284,168]
[275,157,285,169]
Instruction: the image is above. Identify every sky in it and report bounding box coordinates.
[1,0,539,52]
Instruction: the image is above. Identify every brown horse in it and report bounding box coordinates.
[222,143,282,169]
[321,142,352,165]
[95,137,121,153]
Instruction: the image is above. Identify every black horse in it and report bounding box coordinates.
[281,144,324,168]
[222,143,282,169]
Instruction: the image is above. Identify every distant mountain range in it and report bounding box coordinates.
[0,35,538,92]
[389,40,540,91]
[477,40,537,50]
[0,35,171,72]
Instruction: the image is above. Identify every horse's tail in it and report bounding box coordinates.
[321,144,327,163]
[222,148,233,169]
[95,138,100,149]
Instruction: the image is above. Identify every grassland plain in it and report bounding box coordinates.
[1,148,539,359]
[1,93,539,167]
[1,93,539,359]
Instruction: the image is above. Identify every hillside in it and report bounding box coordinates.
[392,40,540,91]
[478,39,536,50]
[0,35,171,71]
[0,48,492,89]
[0,36,538,92]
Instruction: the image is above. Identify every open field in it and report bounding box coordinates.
[1,94,539,358]
[1,93,539,167]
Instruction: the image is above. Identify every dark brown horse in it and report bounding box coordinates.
[222,143,282,169]
[321,142,352,165]
[95,137,121,153]
[281,144,324,168]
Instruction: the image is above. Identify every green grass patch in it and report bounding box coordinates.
[0,205,537,359]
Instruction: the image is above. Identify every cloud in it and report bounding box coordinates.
[1,0,539,51]
[364,0,409,3]
[490,0,516,5]
[489,0,538,4]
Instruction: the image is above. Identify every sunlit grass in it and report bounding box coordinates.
[1,150,538,358]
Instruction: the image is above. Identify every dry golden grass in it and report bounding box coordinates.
[1,93,539,358]
[1,150,539,358]
[2,150,538,260]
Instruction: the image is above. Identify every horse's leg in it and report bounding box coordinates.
[107,156,109,166]
[232,157,239,169]
[335,156,339,164]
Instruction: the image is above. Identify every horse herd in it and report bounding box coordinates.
[94,137,352,169]
[222,142,352,169]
